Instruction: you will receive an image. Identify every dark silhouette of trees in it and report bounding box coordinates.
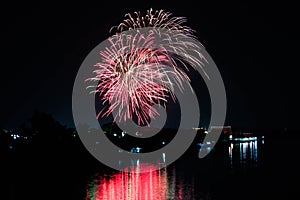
[29,111,67,141]
[0,111,80,153]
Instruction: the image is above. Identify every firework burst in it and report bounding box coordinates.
[111,8,194,36]
[87,9,207,125]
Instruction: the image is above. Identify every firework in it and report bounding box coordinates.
[111,8,194,36]
[87,9,207,125]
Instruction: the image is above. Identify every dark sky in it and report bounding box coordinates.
[1,1,298,130]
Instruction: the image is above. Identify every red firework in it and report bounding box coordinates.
[87,9,205,125]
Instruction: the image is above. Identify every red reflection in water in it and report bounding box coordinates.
[86,164,179,200]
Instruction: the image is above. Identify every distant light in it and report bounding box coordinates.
[113,133,117,137]
[234,137,257,142]
[229,135,233,139]
[121,131,126,137]
[130,147,142,153]
[197,143,204,147]
[162,141,165,145]
[204,131,208,134]
[136,147,141,153]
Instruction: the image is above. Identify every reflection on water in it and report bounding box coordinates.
[86,165,194,200]
[86,136,265,200]
[226,136,264,168]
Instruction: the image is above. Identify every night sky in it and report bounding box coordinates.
[1,1,298,130]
